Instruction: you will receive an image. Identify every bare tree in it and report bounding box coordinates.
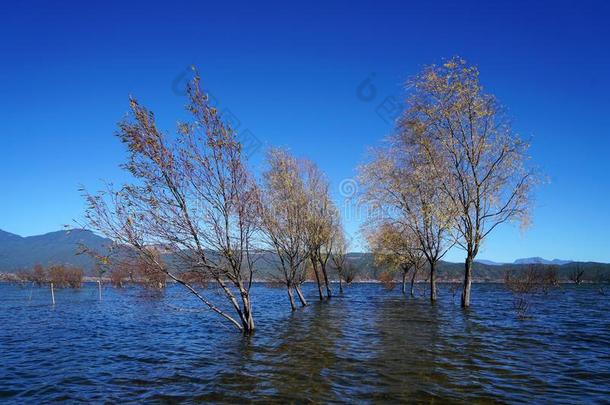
[83,73,261,333]
[594,269,610,295]
[569,264,585,284]
[360,138,456,303]
[260,148,310,310]
[400,57,536,307]
[504,264,558,318]
[341,264,358,285]
[542,265,559,290]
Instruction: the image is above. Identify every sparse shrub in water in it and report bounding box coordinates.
[139,268,167,290]
[132,256,167,290]
[513,296,530,317]
[180,270,210,288]
[109,265,130,288]
[109,254,167,290]
[48,265,84,289]
[595,270,610,295]
[569,264,585,285]
[541,266,559,293]
[504,264,558,318]
[17,264,83,289]
[377,271,396,291]
[16,264,48,286]
[448,282,461,301]
[342,262,358,285]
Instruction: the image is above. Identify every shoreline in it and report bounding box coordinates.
[0,274,601,285]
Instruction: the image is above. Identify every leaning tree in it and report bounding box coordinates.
[84,73,261,333]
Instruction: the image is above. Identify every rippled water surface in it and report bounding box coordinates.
[1,282,609,403]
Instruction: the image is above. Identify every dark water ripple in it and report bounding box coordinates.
[1,283,609,403]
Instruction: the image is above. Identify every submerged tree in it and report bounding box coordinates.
[330,227,356,293]
[360,138,456,302]
[33,264,47,285]
[84,73,261,333]
[400,57,536,308]
[17,264,48,286]
[569,264,585,284]
[365,221,424,297]
[260,148,310,310]
[17,264,83,289]
[594,270,610,295]
[48,265,84,289]
[110,250,168,289]
[303,160,339,300]
[504,264,558,318]
[109,264,130,288]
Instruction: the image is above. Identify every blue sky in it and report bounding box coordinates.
[1,0,609,262]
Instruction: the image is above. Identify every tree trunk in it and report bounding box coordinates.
[217,278,249,328]
[430,261,437,303]
[401,269,407,294]
[339,277,344,293]
[169,271,244,331]
[287,287,297,311]
[410,268,417,297]
[461,254,473,308]
[239,290,255,333]
[311,258,324,300]
[295,285,308,307]
[321,263,332,299]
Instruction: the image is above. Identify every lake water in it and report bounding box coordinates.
[1,282,609,403]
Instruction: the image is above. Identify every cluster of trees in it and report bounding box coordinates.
[83,73,351,334]
[365,222,424,296]
[17,264,84,288]
[360,57,535,307]
[260,149,350,309]
[108,253,168,289]
[82,58,538,332]
[504,265,559,293]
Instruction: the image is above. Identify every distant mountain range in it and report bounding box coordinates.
[0,229,111,272]
[1,229,608,282]
[513,257,573,265]
[475,259,505,266]
[475,257,574,266]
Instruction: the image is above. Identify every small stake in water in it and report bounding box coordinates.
[98,279,102,301]
[51,282,55,305]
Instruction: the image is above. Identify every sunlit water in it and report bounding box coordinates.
[1,282,609,403]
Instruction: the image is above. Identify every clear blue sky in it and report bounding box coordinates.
[1,0,609,262]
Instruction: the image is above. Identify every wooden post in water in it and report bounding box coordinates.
[51,282,55,305]
[98,279,102,301]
